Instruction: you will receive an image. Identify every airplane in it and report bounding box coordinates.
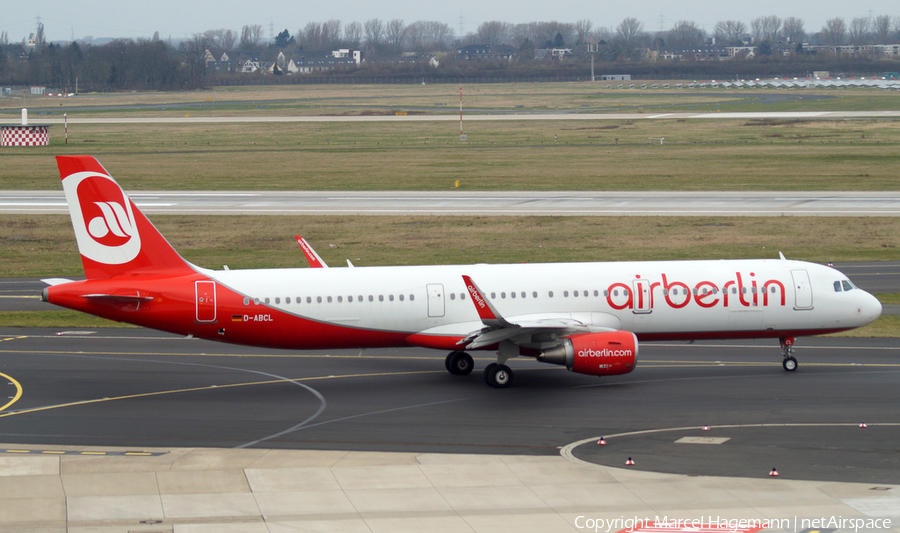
[42,155,883,388]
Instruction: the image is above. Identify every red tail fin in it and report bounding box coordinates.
[56,156,194,279]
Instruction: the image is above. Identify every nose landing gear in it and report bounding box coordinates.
[780,337,798,371]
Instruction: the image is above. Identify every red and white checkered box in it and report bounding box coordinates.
[1,125,50,146]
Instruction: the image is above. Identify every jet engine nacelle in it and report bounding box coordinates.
[537,331,638,376]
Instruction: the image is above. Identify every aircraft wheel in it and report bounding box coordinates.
[484,363,513,388]
[783,356,798,372]
[446,351,474,376]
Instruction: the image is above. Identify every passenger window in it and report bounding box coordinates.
[548,291,554,298]
[317,296,322,303]
[510,292,516,299]
[521,292,526,299]
[327,296,333,303]
[533,291,538,298]
[243,298,250,305]
[286,297,291,304]
[265,297,270,304]
[379,295,384,302]
[368,295,374,302]
[348,296,353,302]
[501,292,506,299]
[410,294,415,301]
[399,294,404,301]
[307,297,312,304]
[275,297,281,304]
[337,296,342,303]
[491,292,496,299]
[254,298,260,305]
[450,293,456,300]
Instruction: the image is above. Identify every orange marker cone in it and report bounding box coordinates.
[625,457,635,465]
[769,467,779,477]
[598,438,607,445]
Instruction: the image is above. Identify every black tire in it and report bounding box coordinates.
[485,364,514,388]
[483,363,497,385]
[783,356,798,372]
[446,351,474,376]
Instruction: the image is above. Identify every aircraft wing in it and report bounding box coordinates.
[457,275,619,350]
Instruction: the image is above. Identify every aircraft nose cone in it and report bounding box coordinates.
[858,292,883,324]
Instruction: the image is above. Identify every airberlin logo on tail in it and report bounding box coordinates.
[62,171,141,265]
[88,201,136,245]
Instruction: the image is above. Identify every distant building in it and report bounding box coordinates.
[599,74,631,81]
[456,44,516,61]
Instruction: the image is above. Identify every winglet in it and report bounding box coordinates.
[294,235,328,268]
[462,275,511,327]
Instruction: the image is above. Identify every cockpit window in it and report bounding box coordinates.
[834,280,855,292]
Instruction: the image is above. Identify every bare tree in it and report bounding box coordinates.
[344,22,363,48]
[782,17,805,44]
[713,20,747,45]
[364,19,384,46]
[532,21,574,48]
[385,19,406,54]
[616,17,643,43]
[751,15,781,43]
[405,21,453,53]
[848,17,870,45]
[323,20,342,49]
[35,23,46,48]
[667,20,704,48]
[820,17,847,47]
[204,29,237,50]
[873,15,893,44]
[573,19,593,45]
[239,24,264,50]
[180,33,210,88]
[476,21,512,45]
[300,22,323,49]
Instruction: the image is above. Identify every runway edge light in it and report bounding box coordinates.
[625,457,635,465]
[598,437,607,445]
[769,467,780,477]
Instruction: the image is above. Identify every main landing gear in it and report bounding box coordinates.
[444,351,514,388]
[780,337,798,371]
[483,363,514,388]
[445,351,474,376]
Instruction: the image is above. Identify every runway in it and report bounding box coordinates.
[0,327,897,483]
[8,110,900,124]
[3,190,900,216]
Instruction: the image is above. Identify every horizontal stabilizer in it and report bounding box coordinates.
[41,278,75,286]
[80,293,154,303]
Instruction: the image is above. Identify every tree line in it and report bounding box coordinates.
[2,14,899,92]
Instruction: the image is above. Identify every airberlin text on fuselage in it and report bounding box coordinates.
[607,272,786,311]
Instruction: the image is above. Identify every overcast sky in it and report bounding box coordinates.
[2,0,896,43]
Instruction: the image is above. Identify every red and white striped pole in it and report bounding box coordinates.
[458,86,463,138]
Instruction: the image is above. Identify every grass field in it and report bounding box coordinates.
[3,214,898,277]
[2,119,900,191]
